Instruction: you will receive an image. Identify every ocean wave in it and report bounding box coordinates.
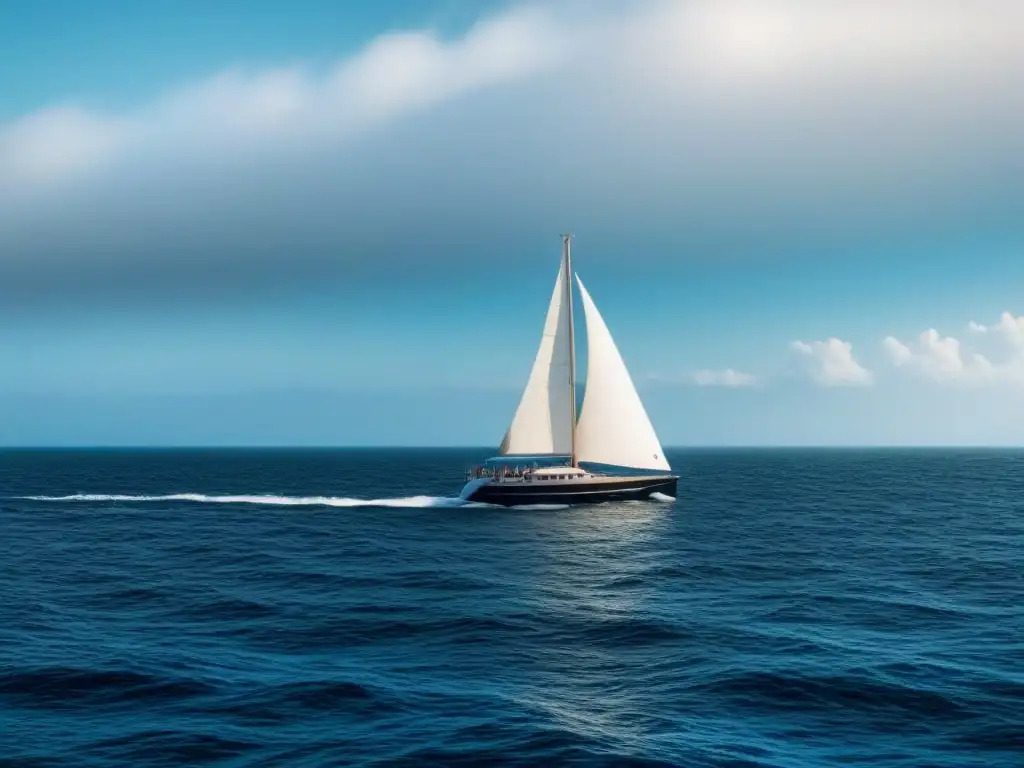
[169,596,281,622]
[0,667,214,709]
[235,615,534,652]
[210,680,383,717]
[5,448,1022,766]
[695,670,972,719]
[87,730,257,763]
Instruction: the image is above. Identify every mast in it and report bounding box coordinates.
[562,232,578,466]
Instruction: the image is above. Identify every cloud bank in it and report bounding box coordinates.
[2,0,1023,307]
[690,311,1024,390]
[883,312,1024,386]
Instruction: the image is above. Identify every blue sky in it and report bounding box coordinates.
[2,0,1024,446]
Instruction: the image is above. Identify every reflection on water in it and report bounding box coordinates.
[503,502,680,746]
[512,501,675,618]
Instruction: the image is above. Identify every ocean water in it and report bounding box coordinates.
[2,448,1021,767]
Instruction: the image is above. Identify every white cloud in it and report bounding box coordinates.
[885,312,1024,386]
[0,106,126,185]
[2,1,1022,199]
[672,0,1022,84]
[967,311,1024,349]
[691,369,760,388]
[881,336,913,366]
[0,5,565,194]
[791,338,873,386]
[882,329,995,384]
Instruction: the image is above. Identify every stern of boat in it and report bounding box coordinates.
[650,475,679,500]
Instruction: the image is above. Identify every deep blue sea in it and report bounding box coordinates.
[2,448,1022,767]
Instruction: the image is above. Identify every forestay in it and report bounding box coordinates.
[574,276,670,471]
[498,264,574,456]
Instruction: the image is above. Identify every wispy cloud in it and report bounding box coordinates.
[0,5,565,194]
[691,369,761,388]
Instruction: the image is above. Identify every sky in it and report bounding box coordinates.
[2,0,1024,447]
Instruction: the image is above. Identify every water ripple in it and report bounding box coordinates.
[2,447,1022,766]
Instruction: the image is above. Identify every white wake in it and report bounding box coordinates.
[24,493,667,509]
[22,493,483,508]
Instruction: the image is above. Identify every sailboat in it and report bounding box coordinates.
[460,234,678,506]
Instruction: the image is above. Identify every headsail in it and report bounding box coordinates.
[499,264,574,455]
[574,276,670,471]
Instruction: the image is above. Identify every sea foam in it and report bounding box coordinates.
[22,493,483,508]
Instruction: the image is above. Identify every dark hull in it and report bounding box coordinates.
[465,475,678,506]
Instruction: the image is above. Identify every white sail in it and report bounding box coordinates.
[499,264,574,455]
[574,275,670,471]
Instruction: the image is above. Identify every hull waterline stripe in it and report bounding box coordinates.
[473,485,670,497]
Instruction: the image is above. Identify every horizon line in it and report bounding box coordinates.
[4,445,1024,451]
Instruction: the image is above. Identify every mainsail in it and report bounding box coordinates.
[574,276,670,471]
[499,262,574,456]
